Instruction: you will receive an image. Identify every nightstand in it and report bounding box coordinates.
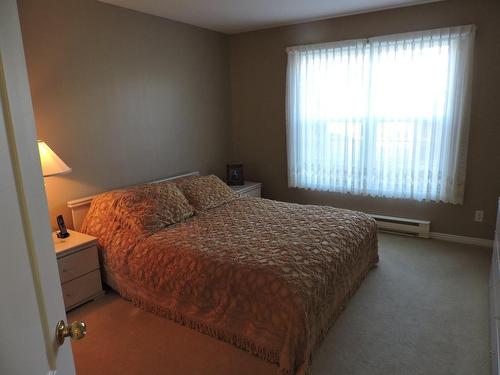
[53,229,104,311]
[230,181,262,197]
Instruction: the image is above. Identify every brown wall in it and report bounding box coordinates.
[18,0,231,228]
[17,0,500,238]
[229,0,500,239]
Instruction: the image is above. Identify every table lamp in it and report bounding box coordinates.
[38,140,72,238]
[37,140,72,177]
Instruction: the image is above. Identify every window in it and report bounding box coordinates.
[286,25,475,204]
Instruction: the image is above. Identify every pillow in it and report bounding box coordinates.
[119,183,194,230]
[177,174,238,211]
[82,182,194,238]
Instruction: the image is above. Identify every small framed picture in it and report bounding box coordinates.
[227,164,244,186]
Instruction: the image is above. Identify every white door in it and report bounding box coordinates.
[0,1,77,374]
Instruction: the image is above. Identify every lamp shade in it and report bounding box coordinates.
[37,141,72,177]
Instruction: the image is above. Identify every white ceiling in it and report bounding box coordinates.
[99,0,441,34]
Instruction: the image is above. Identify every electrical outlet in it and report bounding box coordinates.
[474,210,484,222]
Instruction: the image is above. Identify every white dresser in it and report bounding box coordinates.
[491,198,500,375]
[229,181,262,197]
[53,229,104,311]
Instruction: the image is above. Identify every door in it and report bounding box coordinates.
[0,1,76,374]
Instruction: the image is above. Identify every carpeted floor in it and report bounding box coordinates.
[68,233,492,375]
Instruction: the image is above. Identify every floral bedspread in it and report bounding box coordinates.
[82,196,378,374]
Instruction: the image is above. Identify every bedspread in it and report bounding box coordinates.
[82,196,378,374]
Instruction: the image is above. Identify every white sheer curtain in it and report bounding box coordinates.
[286,25,475,204]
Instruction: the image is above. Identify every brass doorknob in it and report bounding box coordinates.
[56,320,87,346]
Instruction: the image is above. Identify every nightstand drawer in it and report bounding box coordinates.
[244,187,261,197]
[61,269,102,309]
[230,181,262,198]
[57,245,99,283]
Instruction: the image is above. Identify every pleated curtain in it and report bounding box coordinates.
[286,25,475,204]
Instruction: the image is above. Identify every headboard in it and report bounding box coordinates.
[67,171,200,231]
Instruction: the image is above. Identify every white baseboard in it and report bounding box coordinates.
[430,232,493,247]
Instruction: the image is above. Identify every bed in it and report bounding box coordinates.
[68,172,378,375]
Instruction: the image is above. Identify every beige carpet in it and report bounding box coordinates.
[68,233,491,375]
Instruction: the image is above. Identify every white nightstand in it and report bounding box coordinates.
[230,181,262,197]
[53,229,104,311]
